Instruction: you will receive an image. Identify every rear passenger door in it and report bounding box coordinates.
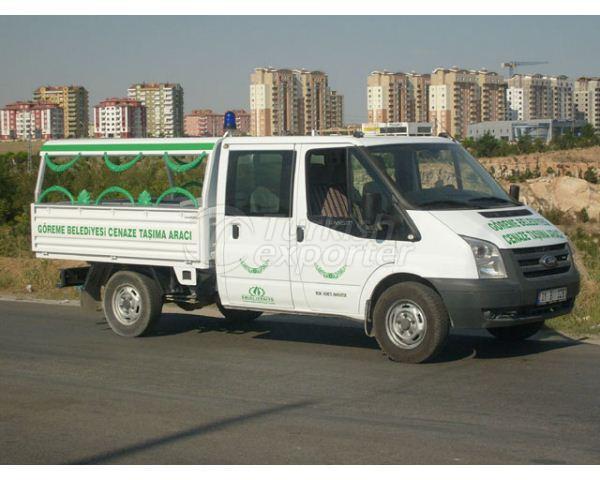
[218,144,296,310]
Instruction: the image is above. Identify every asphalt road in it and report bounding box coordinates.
[1,299,599,464]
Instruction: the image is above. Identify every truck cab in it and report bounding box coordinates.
[32,135,580,363]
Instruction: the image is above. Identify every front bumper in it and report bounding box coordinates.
[429,253,580,329]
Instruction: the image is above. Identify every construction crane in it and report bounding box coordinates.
[501,60,549,78]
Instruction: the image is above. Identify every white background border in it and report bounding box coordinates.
[1,0,600,15]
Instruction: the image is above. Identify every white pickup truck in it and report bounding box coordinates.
[31,135,580,362]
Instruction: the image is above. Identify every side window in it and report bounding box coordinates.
[225,150,294,217]
[306,148,350,220]
[306,147,408,240]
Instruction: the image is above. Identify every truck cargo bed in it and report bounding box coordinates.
[31,204,210,269]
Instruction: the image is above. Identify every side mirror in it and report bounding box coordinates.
[364,191,382,226]
[509,184,520,202]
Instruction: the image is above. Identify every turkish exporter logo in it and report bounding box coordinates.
[241,286,274,304]
[314,263,347,279]
[240,258,269,274]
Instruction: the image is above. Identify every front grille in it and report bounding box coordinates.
[511,243,571,278]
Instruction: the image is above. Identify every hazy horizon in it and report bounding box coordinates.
[0,16,598,123]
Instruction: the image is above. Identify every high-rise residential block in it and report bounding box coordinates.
[0,101,64,140]
[33,85,88,138]
[574,77,600,131]
[429,68,479,138]
[249,67,343,136]
[507,74,573,121]
[367,71,430,124]
[93,98,146,139]
[548,75,574,121]
[184,109,251,137]
[127,83,184,137]
[297,69,329,134]
[428,67,507,138]
[326,90,344,130]
[477,70,508,123]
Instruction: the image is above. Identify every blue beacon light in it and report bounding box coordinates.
[224,111,237,130]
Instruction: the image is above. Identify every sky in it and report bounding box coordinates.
[0,16,599,123]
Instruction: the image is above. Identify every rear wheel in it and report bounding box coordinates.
[373,282,449,363]
[487,321,544,341]
[216,296,262,322]
[103,271,163,337]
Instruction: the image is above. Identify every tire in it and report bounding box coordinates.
[373,282,449,363]
[175,302,200,312]
[216,296,262,322]
[102,270,163,337]
[487,321,544,341]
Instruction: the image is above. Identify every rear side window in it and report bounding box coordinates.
[225,150,295,217]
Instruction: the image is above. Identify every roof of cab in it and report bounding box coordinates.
[222,135,455,146]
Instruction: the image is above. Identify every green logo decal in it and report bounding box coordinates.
[314,263,347,280]
[240,258,269,274]
[242,286,274,304]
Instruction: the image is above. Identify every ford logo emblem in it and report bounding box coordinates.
[540,254,558,268]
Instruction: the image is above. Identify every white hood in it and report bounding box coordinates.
[428,206,567,249]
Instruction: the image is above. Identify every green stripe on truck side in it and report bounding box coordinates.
[40,142,215,153]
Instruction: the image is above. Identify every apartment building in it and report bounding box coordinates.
[507,74,573,121]
[326,90,344,130]
[367,71,430,124]
[33,85,88,138]
[477,70,507,122]
[184,109,251,136]
[297,69,329,134]
[428,67,508,137]
[93,98,146,139]
[574,77,600,131]
[429,68,480,138]
[0,101,64,140]
[127,83,184,137]
[249,67,343,136]
[549,75,574,121]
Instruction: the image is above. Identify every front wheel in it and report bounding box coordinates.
[487,321,544,341]
[103,271,163,337]
[373,282,449,363]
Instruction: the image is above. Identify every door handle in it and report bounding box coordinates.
[232,224,239,239]
[296,226,305,243]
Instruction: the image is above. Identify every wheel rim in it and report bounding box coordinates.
[112,284,142,326]
[385,299,427,349]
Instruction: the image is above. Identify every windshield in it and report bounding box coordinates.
[365,142,517,210]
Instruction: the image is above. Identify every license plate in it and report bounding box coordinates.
[537,287,567,305]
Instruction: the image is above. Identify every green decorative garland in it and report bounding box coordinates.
[94,186,135,205]
[44,153,81,173]
[155,187,198,208]
[314,263,347,280]
[104,152,143,173]
[164,152,207,173]
[240,259,269,274]
[37,185,75,204]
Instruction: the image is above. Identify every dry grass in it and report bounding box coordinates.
[547,225,600,337]
[0,256,80,300]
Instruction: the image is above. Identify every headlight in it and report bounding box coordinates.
[462,236,507,279]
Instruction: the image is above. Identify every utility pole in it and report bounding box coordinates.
[27,110,32,173]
